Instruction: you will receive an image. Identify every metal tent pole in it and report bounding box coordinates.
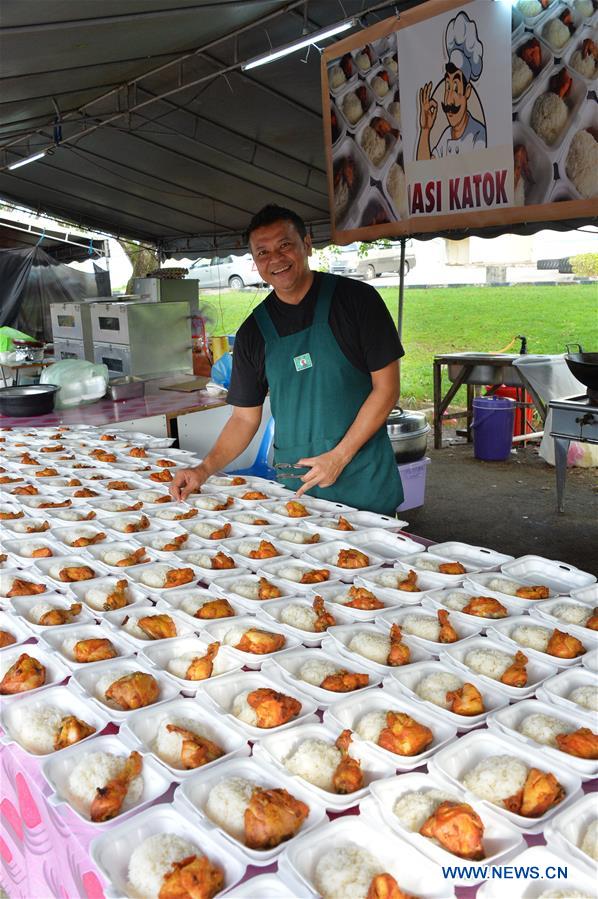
[397,236,406,339]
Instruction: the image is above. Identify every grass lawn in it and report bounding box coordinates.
[201,282,598,408]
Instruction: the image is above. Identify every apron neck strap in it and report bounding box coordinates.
[313,273,337,324]
[253,298,278,344]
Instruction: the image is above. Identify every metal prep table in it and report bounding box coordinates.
[549,394,598,512]
[433,353,547,449]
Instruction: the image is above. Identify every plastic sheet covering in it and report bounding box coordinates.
[0,246,110,341]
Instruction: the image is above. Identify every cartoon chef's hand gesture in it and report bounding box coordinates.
[419,82,438,132]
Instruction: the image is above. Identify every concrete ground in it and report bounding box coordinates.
[405,440,598,579]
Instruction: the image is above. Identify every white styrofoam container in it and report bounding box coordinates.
[39,622,135,670]
[84,540,155,571]
[255,594,353,647]
[187,492,242,514]
[54,485,111,503]
[428,730,582,834]
[154,588,246,629]
[201,615,300,669]
[2,536,69,566]
[305,582,404,621]
[220,510,280,533]
[385,660,508,731]
[252,720,396,811]
[310,510,408,534]
[254,499,322,524]
[529,594,597,638]
[323,684,457,770]
[367,772,525,883]
[463,570,559,610]
[322,626,432,676]
[379,605,484,651]
[212,537,291,572]
[90,804,246,899]
[221,871,302,898]
[0,682,109,756]
[0,643,69,700]
[125,561,203,596]
[301,538,385,582]
[279,815,455,899]
[0,567,62,604]
[43,505,100,523]
[48,523,114,549]
[342,527,422,559]
[195,668,318,738]
[42,733,172,827]
[102,605,197,648]
[502,555,596,593]
[488,614,597,668]
[357,563,447,604]
[399,551,478,584]
[174,755,327,865]
[534,2,583,56]
[71,656,180,722]
[138,633,243,695]
[544,793,598,876]
[0,516,55,535]
[571,583,598,605]
[257,559,341,593]
[82,496,150,518]
[476,843,596,898]
[536,666,598,721]
[582,646,598,672]
[140,526,213,555]
[518,62,587,156]
[103,512,163,538]
[0,609,36,645]
[265,646,381,707]
[32,553,112,586]
[119,695,249,781]
[511,29,555,113]
[208,572,298,611]
[177,516,254,543]
[150,550,250,586]
[261,523,334,557]
[68,575,151,615]
[8,591,93,632]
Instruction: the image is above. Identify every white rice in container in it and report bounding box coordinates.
[95,670,126,703]
[416,671,463,708]
[280,603,319,632]
[167,652,221,680]
[205,776,254,840]
[387,163,406,215]
[569,685,598,712]
[128,833,199,899]
[136,490,165,502]
[102,548,136,566]
[179,594,218,617]
[86,583,127,611]
[122,616,152,640]
[347,631,390,664]
[14,705,64,753]
[465,648,515,681]
[375,571,406,589]
[356,51,371,71]
[580,819,598,862]
[230,580,261,600]
[393,789,456,832]
[566,130,598,200]
[401,614,442,642]
[371,75,389,98]
[223,626,249,647]
[550,603,592,627]
[279,528,317,543]
[443,591,472,611]
[13,541,50,558]
[232,690,258,726]
[574,0,593,14]
[511,624,550,652]
[68,751,143,810]
[179,552,219,568]
[189,521,221,538]
[356,710,388,743]
[519,713,569,746]
[300,659,340,686]
[570,48,597,80]
[517,0,542,15]
[277,565,307,582]
[314,843,384,899]
[154,716,211,766]
[194,496,225,511]
[29,601,62,624]
[411,557,445,573]
[61,635,114,661]
[235,512,268,525]
[139,565,171,588]
[487,577,523,596]
[285,738,342,790]
[462,756,528,804]
[330,65,346,89]
[512,54,533,98]
[530,92,568,145]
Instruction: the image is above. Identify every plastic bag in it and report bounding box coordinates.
[40,360,109,409]
[567,441,598,468]
[0,326,35,353]
[211,352,232,389]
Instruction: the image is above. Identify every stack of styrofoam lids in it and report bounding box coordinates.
[201,615,300,670]
[356,563,447,605]
[154,586,246,629]
[477,843,597,897]
[0,682,109,756]
[71,656,180,721]
[10,593,95,632]
[40,622,135,672]
[488,615,598,668]
[536,665,598,720]
[209,571,296,611]
[257,558,342,592]
[255,594,353,648]
[195,667,318,738]
[379,604,484,651]
[0,643,70,699]
[545,792,598,877]
[300,539,386,582]
[263,645,381,707]
[68,575,150,616]
[138,633,243,696]
[321,624,433,676]
[0,608,35,646]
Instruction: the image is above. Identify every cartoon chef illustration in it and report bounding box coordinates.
[416,10,487,159]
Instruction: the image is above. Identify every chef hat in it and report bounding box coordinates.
[445,11,483,83]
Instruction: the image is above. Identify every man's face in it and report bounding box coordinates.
[441,71,471,128]
[249,219,312,295]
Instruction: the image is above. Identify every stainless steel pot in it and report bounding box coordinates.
[386,407,430,463]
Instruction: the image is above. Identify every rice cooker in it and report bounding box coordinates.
[386,407,430,463]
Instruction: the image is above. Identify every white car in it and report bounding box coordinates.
[185,254,265,289]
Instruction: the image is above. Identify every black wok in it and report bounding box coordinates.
[565,344,598,390]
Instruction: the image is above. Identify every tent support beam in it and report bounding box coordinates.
[398,237,405,339]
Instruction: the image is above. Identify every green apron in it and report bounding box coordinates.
[253,273,403,515]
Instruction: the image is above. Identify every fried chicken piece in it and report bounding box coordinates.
[367,873,417,899]
[500,650,528,687]
[38,602,82,626]
[248,540,279,560]
[39,499,71,508]
[19,453,38,465]
[504,768,565,817]
[438,561,467,576]
[41,444,65,452]
[230,476,246,485]
[115,547,149,567]
[313,596,336,632]
[285,501,309,518]
[123,515,150,533]
[251,518,269,526]
[207,522,230,539]
[586,607,598,631]
[0,554,6,564]
[461,596,508,618]
[90,449,117,463]
[105,671,159,709]
[446,683,485,716]
[397,570,419,592]
[53,715,96,750]
[150,470,173,483]
[162,567,195,589]
[244,786,309,850]
[549,67,572,99]
[73,637,118,663]
[0,476,23,485]
[337,548,370,569]
[211,496,233,511]
[106,480,133,491]
[247,687,301,727]
[100,434,117,440]
[0,630,16,648]
[165,725,224,769]
[6,577,47,597]
[173,509,198,520]
[58,565,96,582]
[257,577,282,599]
[154,495,172,504]
[24,520,51,532]
[345,585,385,610]
[546,628,585,658]
[90,750,142,822]
[196,598,235,619]
[34,467,58,478]
[70,531,107,547]
[104,579,130,610]
[183,642,220,680]
[300,568,329,584]
[159,854,224,899]
[0,653,45,694]
[377,711,434,756]
[240,490,268,500]
[137,614,177,639]
[320,669,369,692]
[66,479,82,487]
[155,458,176,468]
[235,628,286,654]
[555,727,598,760]
[12,484,39,495]
[387,624,411,666]
[129,447,147,458]
[420,801,485,860]
[73,488,99,498]
[211,551,235,570]
[30,546,53,558]
[119,502,144,512]
[332,729,364,794]
[336,515,355,531]
[438,609,459,644]
[160,534,188,552]
[519,37,542,75]
[0,510,24,520]
[514,584,550,600]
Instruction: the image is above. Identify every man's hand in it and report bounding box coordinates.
[294,449,348,498]
[419,82,438,131]
[169,465,208,502]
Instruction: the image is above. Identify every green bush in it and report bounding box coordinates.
[570,253,598,278]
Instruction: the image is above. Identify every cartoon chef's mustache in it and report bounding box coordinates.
[441,102,461,115]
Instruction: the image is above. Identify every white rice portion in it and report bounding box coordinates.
[356,710,388,743]
[223,626,249,647]
[167,651,222,680]
[465,648,515,681]
[314,843,384,899]
[14,705,64,753]
[205,776,254,840]
[574,0,593,14]
[511,624,550,652]
[29,601,59,624]
[463,755,528,804]
[277,565,307,582]
[128,833,199,899]
[136,490,165,502]
[550,603,592,626]
[285,738,341,790]
[566,130,598,200]
[393,789,456,832]
[371,75,389,98]
[232,690,259,726]
[300,659,340,686]
[154,715,212,767]
[330,65,346,89]
[519,713,569,746]
[181,552,220,568]
[512,54,533,98]
[139,565,170,588]
[570,49,597,79]
[122,616,152,640]
[68,751,143,811]
[487,577,524,596]
[356,52,371,71]
[190,521,222,537]
[280,603,318,632]
[388,100,401,125]
[279,528,317,543]
[569,685,598,712]
[348,631,390,664]
[416,671,462,708]
[14,541,49,558]
[374,571,406,589]
[530,92,568,145]
[342,92,363,125]
[86,584,123,611]
[401,614,441,641]
[518,0,542,14]
[230,579,261,599]
[387,163,406,216]
[179,594,218,616]
[580,819,598,862]
[95,670,128,704]
[443,591,472,611]
[542,18,570,49]
[103,548,134,566]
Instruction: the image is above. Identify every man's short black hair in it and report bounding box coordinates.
[445,61,468,89]
[247,204,307,243]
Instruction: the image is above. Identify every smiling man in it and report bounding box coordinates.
[170,204,404,514]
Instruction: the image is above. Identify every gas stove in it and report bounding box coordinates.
[549,394,598,512]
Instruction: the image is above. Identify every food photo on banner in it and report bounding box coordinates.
[322,0,598,242]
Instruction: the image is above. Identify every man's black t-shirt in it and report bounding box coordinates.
[227,272,404,407]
